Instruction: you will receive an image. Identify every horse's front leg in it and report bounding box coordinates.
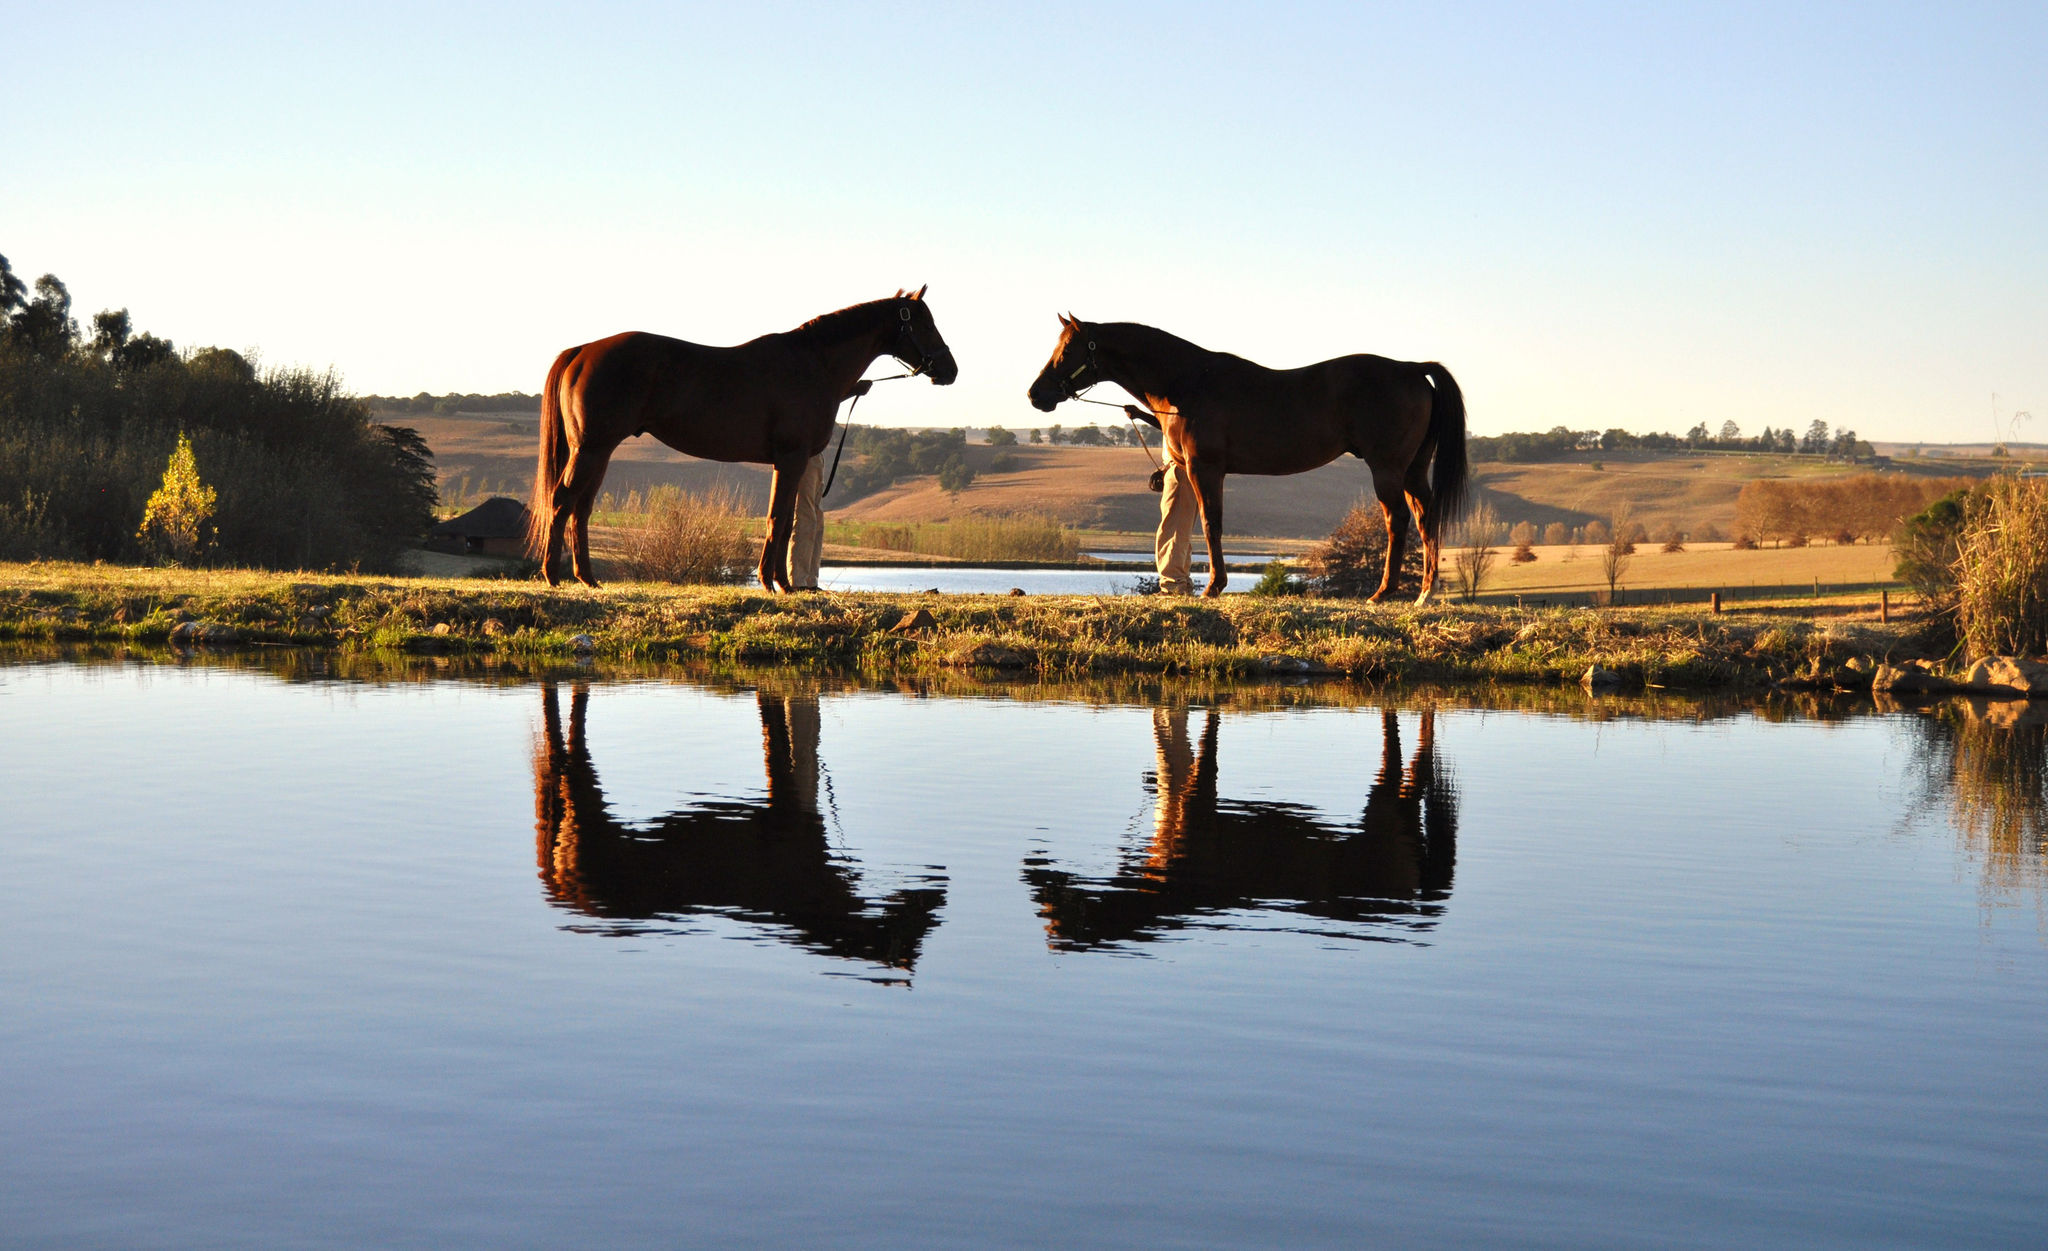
[1190,464,1229,597]
[758,454,804,592]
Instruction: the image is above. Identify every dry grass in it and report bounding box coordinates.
[836,514,1081,563]
[1953,476,2048,658]
[0,560,1934,689]
[605,486,752,585]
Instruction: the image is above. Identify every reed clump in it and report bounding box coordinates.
[1952,477,2048,658]
[611,486,751,584]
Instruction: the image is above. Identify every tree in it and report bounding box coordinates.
[937,456,974,494]
[1543,521,1570,546]
[5,274,78,359]
[985,425,1017,447]
[1719,420,1741,442]
[136,432,218,564]
[1801,420,1830,454]
[0,253,26,319]
[1046,423,1063,445]
[1028,428,1042,445]
[1600,508,1634,602]
[1687,423,1710,447]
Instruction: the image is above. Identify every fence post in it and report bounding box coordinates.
[1710,591,1721,614]
[1880,589,1890,623]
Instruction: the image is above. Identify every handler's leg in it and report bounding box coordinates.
[785,454,826,590]
[1155,461,1198,595]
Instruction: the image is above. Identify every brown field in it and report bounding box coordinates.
[407,410,1993,544]
[1457,541,1900,601]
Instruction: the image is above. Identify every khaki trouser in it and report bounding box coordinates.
[1155,460,1200,595]
[785,454,825,589]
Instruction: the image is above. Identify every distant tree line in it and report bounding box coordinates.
[834,427,976,500]
[1733,474,1969,547]
[1471,420,1870,463]
[362,391,542,415]
[0,252,437,569]
[1030,421,1153,448]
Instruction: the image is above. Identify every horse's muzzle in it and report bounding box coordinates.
[928,354,959,386]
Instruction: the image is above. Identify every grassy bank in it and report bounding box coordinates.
[0,561,1934,689]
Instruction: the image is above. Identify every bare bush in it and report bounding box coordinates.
[612,485,751,584]
[1451,502,1500,601]
[1543,521,1570,546]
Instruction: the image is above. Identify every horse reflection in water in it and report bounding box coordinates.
[533,684,945,978]
[1027,706,1458,948]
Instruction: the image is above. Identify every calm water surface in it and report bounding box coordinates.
[3,655,2045,1248]
[818,564,1256,594]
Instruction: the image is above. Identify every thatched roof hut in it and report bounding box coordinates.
[428,497,531,557]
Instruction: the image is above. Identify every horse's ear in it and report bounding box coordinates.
[894,288,906,298]
[913,284,927,300]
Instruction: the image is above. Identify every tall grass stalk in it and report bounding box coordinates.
[843,514,1080,562]
[1953,476,2048,658]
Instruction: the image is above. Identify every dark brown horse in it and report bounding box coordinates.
[1026,316,1467,600]
[528,288,958,588]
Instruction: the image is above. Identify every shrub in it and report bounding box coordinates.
[1894,486,1970,606]
[984,425,1017,447]
[1732,533,1757,550]
[1953,477,2048,658]
[612,485,751,584]
[1306,498,1421,598]
[1512,542,1536,563]
[135,431,217,564]
[1248,560,1305,596]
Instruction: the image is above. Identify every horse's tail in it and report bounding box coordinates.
[1423,363,1469,522]
[527,347,578,560]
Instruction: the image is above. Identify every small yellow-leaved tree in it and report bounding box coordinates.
[136,431,217,564]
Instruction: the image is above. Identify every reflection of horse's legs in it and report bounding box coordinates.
[1190,463,1229,597]
[1405,459,1440,604]
[1368,472,1413,602]
[758,454,803,592]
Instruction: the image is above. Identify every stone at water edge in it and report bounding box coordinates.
[481,618,507,637]
[891,608,939,635]
[1872,663,1954,695]
[431,622,452,635]
[1008,588,1026,597]
[1974,656,2048,697]
[1581,664,1622,689]
[569,634,598,654]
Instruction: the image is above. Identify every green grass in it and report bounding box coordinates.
[0,561,1942,690]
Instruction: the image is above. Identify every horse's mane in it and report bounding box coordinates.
[790,290,917,341]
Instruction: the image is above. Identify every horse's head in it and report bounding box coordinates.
[1028,313,1097,412]
[891,285,958,385]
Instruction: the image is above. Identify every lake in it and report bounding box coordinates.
[3,652,2045,1248]
[820,563,1262,595]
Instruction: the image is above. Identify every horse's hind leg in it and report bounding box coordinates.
[551,439,617,589]
[758,455,803,592]
[568,490,602,588]
[1189,464,1229,597]
[1405,463,1440,604]
[1367,471,1412,603]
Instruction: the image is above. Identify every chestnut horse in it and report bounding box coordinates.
[528,287,958,588]
[1026,316,1466,600]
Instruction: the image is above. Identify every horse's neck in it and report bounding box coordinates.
[1104,326,1211,400]
[795,306,894,385]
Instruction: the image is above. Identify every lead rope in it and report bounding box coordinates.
[1065,392,1167,474]
[821,371,914,498]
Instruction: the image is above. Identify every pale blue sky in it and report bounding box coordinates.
[5,1,2042,441]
